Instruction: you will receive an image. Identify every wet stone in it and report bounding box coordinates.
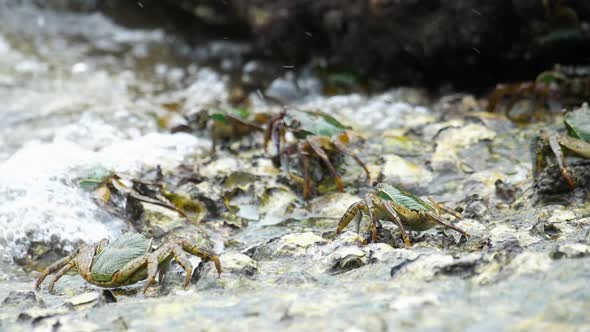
[321,246,367,274]
[505,252,552,277]
[435,253,482,278]
[534,159,590,195]
[308,193,361,220]
[389,292,440,311]
[273,271,318,286]
[274,232,328,257]
[431,123,496,173]
[63,291,113,311]
[547,209,576,223]
[461,171,507,201]
[530,221,563,240]
[2,291,42,307]
[332,231,365,246]
[17,306,72,325]
[489,225,539,248]
[390,254,454,282]
[461,195,489,220]
[127,201,186,238]
[363,243,396,263]
[494,179,520,203]
[219,253,259,276]
[381,155,433,191]
[471,251,551,286]
[551,243,590,259]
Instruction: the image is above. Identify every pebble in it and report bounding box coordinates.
[381,155,433,190]
[220,253,259,276]
[275,232,328,257]
[551,243,590,259]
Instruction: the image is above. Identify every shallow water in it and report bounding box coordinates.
[1,2,589,332]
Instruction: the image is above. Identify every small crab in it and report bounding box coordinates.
[78,168,199,224]
[35,233,221,294]
[194,107,270,153]
[265,109,371,199]
[488,65,590,121]
[533,104,590,188]
[336,183,469,247]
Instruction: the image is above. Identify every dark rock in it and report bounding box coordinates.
[491,239,524,261]
[47,0,590,88]
[102,290,117,303]
[2,291,41,307]
[530,221,562,240]
[325,247,367,275]
[534,159,590,196]
[390,258,415,277]
[495,179,520,203]
[461,194,489,220]
[436,255,481,278]
[157,0,590,88]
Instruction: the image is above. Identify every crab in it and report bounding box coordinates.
[335,183,469,247]
[78,168,199,224]
[533,104,590,188]
[34,233,222,294]
[265,109,371,199]
[487,65,590,121]
[194,107,270,153]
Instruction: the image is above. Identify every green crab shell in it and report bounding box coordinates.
[376,184,435,212]
[91,233,152,282]
[287,110,348,138]
[564,105,590,143]
[211,107,251,124]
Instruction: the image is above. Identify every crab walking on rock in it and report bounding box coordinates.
[265,109,371,199]
[35,233,222,294]
[336,183,469,247]
[532,104,590,188]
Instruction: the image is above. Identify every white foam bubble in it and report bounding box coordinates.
[0,129,210,262]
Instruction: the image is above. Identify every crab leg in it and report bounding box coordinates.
[307,136,344,192]
[299,143,313,199]
[547,131,576,188]
[178,240,222,277]
[332,136,371,182]
[423,212,470,237]
[557,135,590,159]
[336,201,365,235]
[531,134,547,180]
[273,121,285,157]
[280,143,297,173]
[353,209,363,235]
[264,112,285,154]
[382,200,412,248]
[35,248,80,290]
[427,198,462,219]
[365,194,378,243]
[103,254,150,289]
[143,243,174,293]
[158,261,170,285]
[47,262,76,293]
[171,246,194,288]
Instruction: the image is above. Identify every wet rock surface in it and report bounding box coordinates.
[0,2,589,332]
